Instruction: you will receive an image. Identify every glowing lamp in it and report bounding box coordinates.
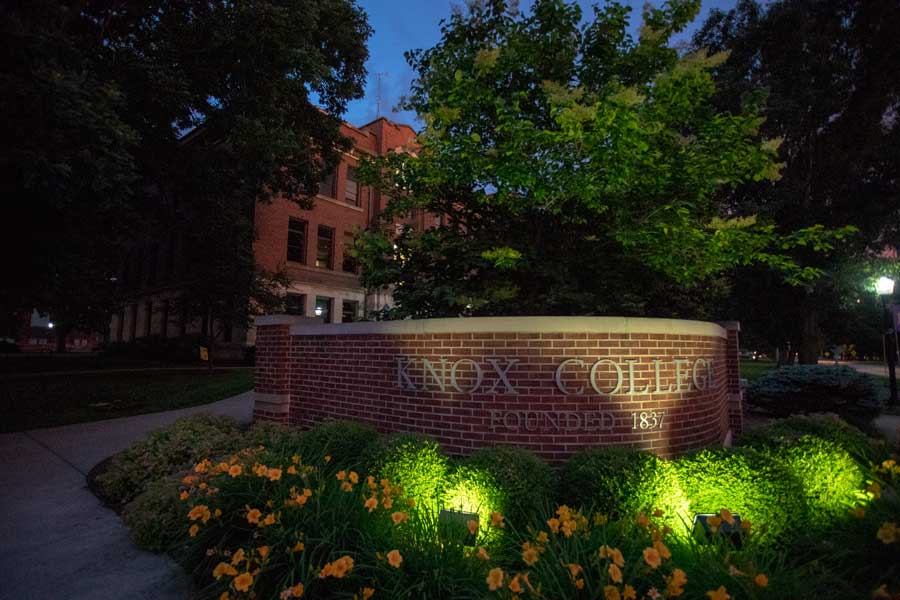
[875,276,895,296]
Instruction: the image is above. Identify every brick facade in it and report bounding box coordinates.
[254,316,742,462]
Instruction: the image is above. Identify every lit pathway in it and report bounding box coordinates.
[0,391,253,600]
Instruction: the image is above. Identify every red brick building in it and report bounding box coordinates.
[108,116,420,349]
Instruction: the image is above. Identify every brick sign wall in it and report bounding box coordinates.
[253,316,742,461]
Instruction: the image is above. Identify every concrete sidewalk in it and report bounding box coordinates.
[0,391,254,600]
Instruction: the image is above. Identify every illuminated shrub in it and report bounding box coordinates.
[560,447,691,533]
[740,414,888,465]
[674,447,809,542]
[296,420,380,468]
[747,365,884,428]
[465,446,555,526]
[368,434,450,510]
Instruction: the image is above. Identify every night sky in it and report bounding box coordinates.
[342,0,741,129]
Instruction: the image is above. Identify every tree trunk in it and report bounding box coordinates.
[797,307,820,364]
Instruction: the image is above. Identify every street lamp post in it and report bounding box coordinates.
[875,276,898,406]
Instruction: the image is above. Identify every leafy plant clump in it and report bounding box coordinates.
[746,365,885,428]
[94,414,245,507]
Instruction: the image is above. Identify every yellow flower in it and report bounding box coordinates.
[228,464,242,478]
[231,548,246,565]
[754,573,769,588]
[623,584,637,600]
[349,471,359,484]
[566,563,583,579]
[180,491,190,501]
[261,512,276,527]
[509,574,523,593]
[189,524,199,537]
[246,508,262,525]
[575,579,585,590]
[536,531,549,544]
[740,519,751,532]
[547,518,560,533]
[387,549,403,568]
[341,482,353,492]
[490,512,505,528]
[382,497,393,509]
[609,563,623,583]
[407,498,415,507]
[594,513,609,526]
[324,455,331,463]
[850,505,866,519]
[652,508,664,517]
[361,587,374,599]
[287,583,304,598]
[653,540,671,560]
[636,512,650,528]
[391,511,408,525]
[213,562,238,579]
[706,515,722,533]
[719,508,735,526]
[666,568,687,597]
[876,522,898,544]
[477,546,490,561]
[233,572,253,593]
[292,541,305,553]
[604,585,621,600]
[287,465,298,475]
[367,475,377,489]
[257,546,270,559]
[182,475,198,485]
[319,555,354,579]
[188,505,211,523]
[467,519,479,535]
[486,567,504,591]
[522,542,539,566]
[336,470,347,481]
[220,592,230,600]
[706,586,730,600]
[365,497,378,512]
[643,547,661,569]
[214,508,222,518]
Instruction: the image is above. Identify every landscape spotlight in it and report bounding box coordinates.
[438,509,478,546]
[876,276,895,296]
[692,513,743,549]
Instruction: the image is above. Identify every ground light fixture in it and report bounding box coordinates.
[438,509,479,546]
[875,276,898,406]
[692,513,744,549]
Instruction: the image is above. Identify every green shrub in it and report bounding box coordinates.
[295,420,380,468]
[440,446,555,535]
[367,434,450,511]
[560,447,691,532]
[122,476,187,552]
[243,420,305,453]
[746,365,884,428]
[740,414,889,465]
[95,414,245,506]
[674,446,809,542]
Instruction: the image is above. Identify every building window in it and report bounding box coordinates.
[285,293,306,316]
[287,218,308,263]
[318,170,336,198]
[342,300,359,323]
[342,232,358,273]
[314,296,332,323]
[345,166,359,206]
[316,225,334,269]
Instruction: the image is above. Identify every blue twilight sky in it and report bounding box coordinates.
[341,0,740,129]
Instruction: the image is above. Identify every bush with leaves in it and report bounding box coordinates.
[560,447,691,532]
[367,434,450,512]
[95,414,245,506]
[123,476,187,552]
[746,365,885,428]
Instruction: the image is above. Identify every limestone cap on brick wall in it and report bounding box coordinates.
[285,315,727,338]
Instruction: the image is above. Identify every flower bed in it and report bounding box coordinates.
[95,415,900,599]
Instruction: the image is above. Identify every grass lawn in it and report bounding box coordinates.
[0,369,253,432]
[740,358,777,382]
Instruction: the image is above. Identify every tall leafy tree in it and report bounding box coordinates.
[1,0,371,349]
[694,0,900,362]
[357,0,850,319]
